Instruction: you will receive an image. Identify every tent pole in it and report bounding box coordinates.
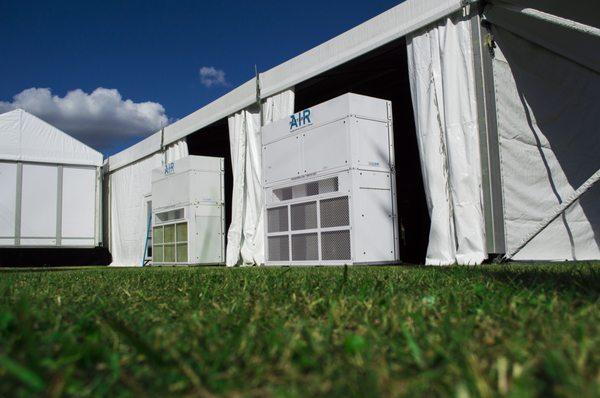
[503,169,600,261]
[470,7,506,256]
[255,65,263,126]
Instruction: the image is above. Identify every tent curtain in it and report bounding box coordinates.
[486,13,600,260]
[407,13,487,265]
[226,89,295,266]
[109,139,188,266]
[164,139,188,163]
[226,108,260,266]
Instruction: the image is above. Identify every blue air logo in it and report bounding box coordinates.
[289,109,312,131]
[164,162,175,175]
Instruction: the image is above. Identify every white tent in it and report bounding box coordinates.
[105,0,599,266]
[0,109,103,247]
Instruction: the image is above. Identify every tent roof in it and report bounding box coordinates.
[107,0,464,172]
[0,109,103,167]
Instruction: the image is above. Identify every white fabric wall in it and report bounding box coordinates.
[109,139,188,266]
[407,14,487,265]
[484,1,599,75]
[488,17,600,260]
[226,89,294,266]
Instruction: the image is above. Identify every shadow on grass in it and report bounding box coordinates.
[473,264,600,296]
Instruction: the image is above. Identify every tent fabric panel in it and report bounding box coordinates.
[20,164,58,238]
[61,166,97,239]
[109,139,188,266]
[485,2,600,74]
[226,89,295,266]
[263,89,295,125]
[487,0,600,28]
[0,162,18,238]
[260,0,463,98]
[491,26,600,260]
[239,107,263,266]
[0,110,20,161]
[407,13,487,265]
[0,109,103,166]
[226,109,254,267]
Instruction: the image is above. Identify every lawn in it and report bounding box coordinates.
[0,263,598,397]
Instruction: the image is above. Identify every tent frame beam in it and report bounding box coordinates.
[470,7,506,256]
[504,169,600,261]
[14,162,23,246]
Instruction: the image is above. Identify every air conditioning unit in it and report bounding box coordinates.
[262,93,399,265]
[150,156,225,265]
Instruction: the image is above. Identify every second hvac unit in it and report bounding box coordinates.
[150,155,225,265]
[262,93,399,265]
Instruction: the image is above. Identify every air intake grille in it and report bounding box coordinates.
[320,196,349,228]
[266,194,352,264]
[318,177,338,194]
[321,230,351,260]
[291,201,317,231]
[273,177,338,202]
[292,233,319,261]
[267,206,288,233]
[268,236,289,262]
[155,208,184,224]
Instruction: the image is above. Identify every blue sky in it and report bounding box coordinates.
[0,0,401,155]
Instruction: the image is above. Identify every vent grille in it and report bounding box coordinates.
[266,193,352,264]
[318,177,338,194]
[321,230,351,260]
[291,201,317,231]
[268,236,289,261]
[273,177,338,202]
[267,206,288,233]
[292,233,319,261]
[320,196,349,228]
[155,208,184,223]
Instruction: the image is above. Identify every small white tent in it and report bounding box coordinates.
[0,109,103,248]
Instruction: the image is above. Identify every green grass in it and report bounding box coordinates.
[0,264,598,397]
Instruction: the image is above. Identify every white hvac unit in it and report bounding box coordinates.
[262,93,399,265]
[150,156,225,265]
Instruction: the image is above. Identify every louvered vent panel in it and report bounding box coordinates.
[321,230,351,260]
[273,177,338,202]
[267,206,288,233]
[290,201,317,231]
[291,233,319,261]
[268,236,289,261]
[320,196,350,228]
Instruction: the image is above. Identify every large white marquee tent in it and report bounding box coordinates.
[104,0,600,266]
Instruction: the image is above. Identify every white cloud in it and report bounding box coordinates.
[0,87,168,154]
[199,66,228,88]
